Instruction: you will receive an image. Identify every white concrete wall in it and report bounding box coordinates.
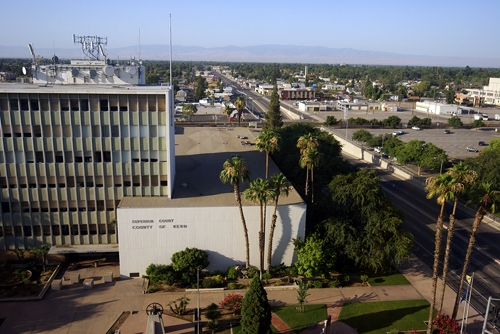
[117,204,306,277]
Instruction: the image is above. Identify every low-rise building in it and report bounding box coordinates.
[466,78,500,106]
[279,88,315,100]
[416,101,458,115]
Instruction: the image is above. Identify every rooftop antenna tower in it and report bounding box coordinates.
[169,14,172,88]
[138,28,141,62]
[73,34,108,61]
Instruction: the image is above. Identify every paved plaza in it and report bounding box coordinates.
[0,255,487,334]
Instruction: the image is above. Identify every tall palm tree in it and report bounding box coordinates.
[297,134,319,197]
[437,163,477,313]
[244,178,272,279]
[255,130,281,179]
[300,148,322,203]
[452,182,499,319]
[234,96,246,127]
[220,157,251,269]
[267,173,290,272]
[425,173,455,334]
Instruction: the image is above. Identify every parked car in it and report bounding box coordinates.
[444,129,450,134]
[392,130,404,136]
[412,126,421,130]
[478,141,485,146]
[381,153,389,158]
[467,147,479,152]
[374,147,382,153]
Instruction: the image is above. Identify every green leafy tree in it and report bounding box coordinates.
[482,138,500,153]
[182,104,198,120]
[408,116,422,126]
[395,140,447,175]
[31,245,49,271]
[267,174,291,273]
[293,234,335,277]
[146,73,159,85]
[352,129,373,144]
[263,82,283,130]
[323,116,339,126]
[220,157,251,268]
[381,116,401,127]
[171,248,209,272]
[445,88,456,104]
[323,169,413,272]
[194,76,207,101]
[447,116,463,128]
[240,277,272,334]
[244,178,273,278]
[452,182,500,319]
[470,119,485,128]
[234,96,246,127]
[297,134,319,197]
[255,130,281,179]
[296,281,310,313]
[224,105,233,122]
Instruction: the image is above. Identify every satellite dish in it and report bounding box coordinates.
[103,65,114,76]
[22,67,30,75]
[72,69,79,77]
[128,67,137,75]
[52,55,59,63]
[89,70,97,78]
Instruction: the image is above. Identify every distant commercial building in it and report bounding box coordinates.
[416,101,458,115]
[279,88,315,100]
[466,78,500,106]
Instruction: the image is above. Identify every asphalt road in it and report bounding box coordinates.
[342,152,500,326]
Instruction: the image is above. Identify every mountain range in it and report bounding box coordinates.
[1,44,499,68]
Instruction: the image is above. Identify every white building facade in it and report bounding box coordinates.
[117,202,306,277]
[416,101,458,115]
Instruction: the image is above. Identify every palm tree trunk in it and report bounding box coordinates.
[267,198,279,273]
[237,110,241,127]
[305,166,309,196]
[452,207,486,319]
[265,152,269,180]
[235,183,250,269]
[427,213,445,334]
[259,201,264,280]
[311,167,314,203]
[438,198,459,313]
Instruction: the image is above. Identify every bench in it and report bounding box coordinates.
[83,278,94,290]
[70,258,106,270]
[51,279,62,290]
[70,273,80,284]
[103,272,113,283]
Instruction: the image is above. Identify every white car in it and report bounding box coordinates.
[393,130,405,136]
[374,147,382,153]
[412,126,421,130]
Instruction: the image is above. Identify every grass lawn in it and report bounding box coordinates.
[337,299,429,334]
[272,304,327,333]
[367,268,410,286]
[232,304,327,334]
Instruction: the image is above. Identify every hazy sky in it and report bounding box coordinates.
[2,0,499,59]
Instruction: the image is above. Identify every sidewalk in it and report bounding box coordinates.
[0,255,488,334]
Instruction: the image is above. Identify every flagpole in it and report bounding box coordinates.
[464,273,474,334]
[460,273,473,334]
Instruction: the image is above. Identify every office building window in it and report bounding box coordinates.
[101,126,110,137]
[121,126,129,137]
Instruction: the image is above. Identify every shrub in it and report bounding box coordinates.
[313,280,323,289]
[171,247,209,273]
[181,272,196,286]
[247,266,259,278]
[470,119,485,128]
[370,118,380,126]
[324,116,339,126]
[408,116,422,126]
[270,263,287,275]
[145,264,176,285]
[227,282,239,290]
[206,320,220,334]
[381,115,401,127]
[206,303,219,311]
[212,275,224,285]
[262,273,272,283]
[448,116,463,128]
[329,279,340,288]
[344,275,351,283]
[226,266,239,280]
[352,129,373,143]
[220,294,243,314]
[421,118,432,125]
[202,278,216,288]
[433,313,459,334]
[360,275,369,283]
[206,310,221,321]
[167,296,190,315]
[275,280,283,286]
[148,286,157,293]
[213,270,225,277]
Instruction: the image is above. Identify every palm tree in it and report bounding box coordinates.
[452,182,499,319]
[425,173,455,334]
[267,173,290,272]
[437,163,477,313]
[224,105,233,122]
[220,157,251,269]
[255,130,281,179]
[244,178,272,279]
[300,148,322,203]
[297,134,319,197]
[234,96,246,127]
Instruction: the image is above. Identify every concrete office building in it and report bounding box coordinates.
[0,84,175,250]
[416,101,458,115]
